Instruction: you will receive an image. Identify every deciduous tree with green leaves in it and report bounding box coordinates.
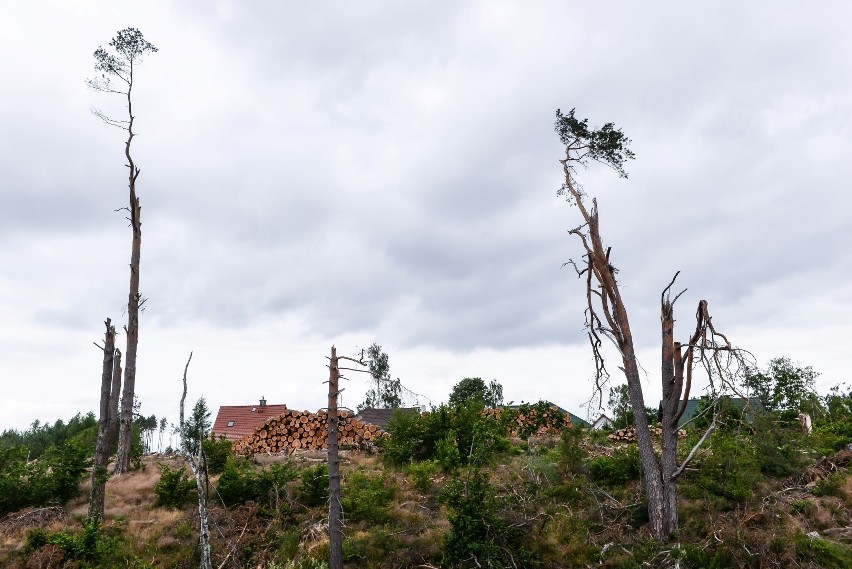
[448,377,504,408]
[358,343,402,411]
[744,357,821,414]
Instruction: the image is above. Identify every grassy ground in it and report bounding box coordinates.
[2,435,852,568]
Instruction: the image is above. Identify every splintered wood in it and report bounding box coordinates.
[232,409,382,454]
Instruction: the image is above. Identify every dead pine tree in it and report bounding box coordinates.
[87,28,158,474]
[88,319,116,522]
[178,352,213,569]
[325,346,369,569]
[554,108,750,541]
[107,348,122,450]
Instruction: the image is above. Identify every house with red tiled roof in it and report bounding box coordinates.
[211,397,288,442]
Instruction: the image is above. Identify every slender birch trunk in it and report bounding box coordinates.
[179,352,213,569]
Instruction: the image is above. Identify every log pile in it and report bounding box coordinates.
[232,409,383,455]
[608,426,687,443]
[483,405,573,438]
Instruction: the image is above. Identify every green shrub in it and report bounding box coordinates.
[794,532,852,568]
[0,439,89,515]
[299,463,329,507]
[408,460,439,492]
[217,456,260,506]
[215,457,300,515]
[588,445,640,486]
[440,472,533,568]
[24,519,121,564]
[23,527,48,555]
[383,403,509,468]
[203,436,233,475]
[257,462,299,517]
[382,406,449,466]
[154,463,196,508]
[686,432,762,503]
[436,431,461,472]
[452,402,510,467]
[341,471,396,525]
[813,472,847,498]
[343,526,404,566]
[751,415,807,476]
[558,426,587,474]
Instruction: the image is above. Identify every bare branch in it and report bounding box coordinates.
[337,355,368,366]
[90,108,130,129]
[672,412,717,481]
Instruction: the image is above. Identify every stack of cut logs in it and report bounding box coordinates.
[482,406,573,437]
[232,409,383,455]
[608,426,687,443]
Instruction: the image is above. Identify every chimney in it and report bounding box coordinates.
[259,396,266,407]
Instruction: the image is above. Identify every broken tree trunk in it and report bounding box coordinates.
[107,348,122,451]
[328,346,343,569]
[179,352,212,569]
[88,319,116,521]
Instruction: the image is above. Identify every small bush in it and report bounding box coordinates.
[217,456,260,506]
[436,431,461,472]
[588,445,640,486]
[558,426,587,474]
[341,470,396,525]
[381,409,430,466]
[23,519,123,565]
[794,532,852,568]
[441,472,534,568]
[257,462,300,517]
[408,460,439,492]
[203,436,233,475]
[813,472,847,498]
[299,463,329,507]
[154,463,196,508]
[686,432,762,503]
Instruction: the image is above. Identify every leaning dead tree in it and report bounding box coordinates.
[87,28,158,474]
[178,352,213,569]
[555,108,749,541]
[88,319,116,521]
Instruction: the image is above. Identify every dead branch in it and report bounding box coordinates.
[671,412,717,481]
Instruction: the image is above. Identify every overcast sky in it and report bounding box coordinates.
[2,1,851,432]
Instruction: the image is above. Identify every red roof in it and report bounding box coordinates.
[211,404,289,441]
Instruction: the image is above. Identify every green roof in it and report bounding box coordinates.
[567,412,591,428]
[659,397,765,428]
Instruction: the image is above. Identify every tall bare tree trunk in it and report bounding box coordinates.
[115,78,142,475]
[179,352,213,569]
[89,319,116,521]
[107,348,122,450]
[327,346,343,569]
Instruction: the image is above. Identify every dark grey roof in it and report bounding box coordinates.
[355,407,419,430]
